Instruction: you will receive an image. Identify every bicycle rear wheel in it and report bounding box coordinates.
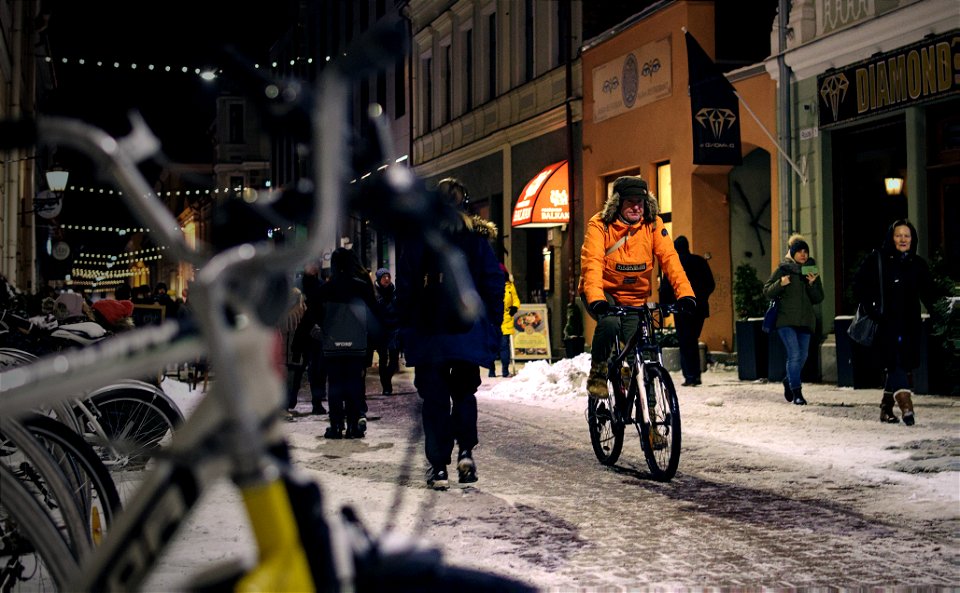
[21,413,122,546]
[636,364,681,481]
[586,358,625,465]
[1,463,79,591]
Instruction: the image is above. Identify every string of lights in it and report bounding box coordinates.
[45,55,321,80]
[64,184,244,198]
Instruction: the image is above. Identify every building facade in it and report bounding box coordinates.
[409,0,585,355]
[1,0,50,292]
[769,0,959,324]
[580,1,779,351]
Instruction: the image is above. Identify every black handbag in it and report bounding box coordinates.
[848,253,883,347]
[761,299,779,334]
[847,305,878,346]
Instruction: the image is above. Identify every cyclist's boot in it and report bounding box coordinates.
[880,391,900,423]
[647,407,667,450]
[587,362,609,399]
[894,389,915,426]
[792,387,807,406]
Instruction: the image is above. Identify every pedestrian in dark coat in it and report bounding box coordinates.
[659,235,715,386]
[373,268,401,395]
[293,263,329,415]
[396,177,503,489]
[763,234,824,405]
[853,219,935,426]
[311,248,379,439]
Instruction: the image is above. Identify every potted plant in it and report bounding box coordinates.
[925,252,959,395]
[563,300,585,358]
[656,326,681,371]
[733,262,769,380]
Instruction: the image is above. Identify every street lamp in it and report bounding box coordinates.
[35,167,69,220]
[884,174,904,196]
[45,167,69,192]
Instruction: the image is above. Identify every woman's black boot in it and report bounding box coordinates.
[792,387,807,406]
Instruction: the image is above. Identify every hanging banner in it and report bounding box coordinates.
[511,304,551,361]
[685,31,742,166]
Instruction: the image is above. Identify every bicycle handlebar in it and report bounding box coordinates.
[602,302,681,317]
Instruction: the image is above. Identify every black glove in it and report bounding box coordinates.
[677,296,697,315]
[588,300,609,316]
[509,306,519,316]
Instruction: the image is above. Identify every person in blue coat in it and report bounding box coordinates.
[396,177,504,490]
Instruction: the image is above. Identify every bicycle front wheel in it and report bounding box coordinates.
[80,387,183,472]
[586,363,625,465]
[637,364,681,481]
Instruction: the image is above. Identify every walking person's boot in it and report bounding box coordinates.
[587,362,609,399]
[792,386,807,406]
[782,377,792,402]
[894,389,915,426]
[880,391,900,423]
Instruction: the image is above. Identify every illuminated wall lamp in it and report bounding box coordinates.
[884,175,904,196]
[46,168,70,192]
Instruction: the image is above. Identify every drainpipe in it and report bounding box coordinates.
[5,0,26,283]
[562,0,576,304]
[399,1,413,167]
[777,0,793,250]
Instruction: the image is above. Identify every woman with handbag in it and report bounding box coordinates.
[853,219,935,425]
[763,234,824,405]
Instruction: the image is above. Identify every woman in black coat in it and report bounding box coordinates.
[853,219,935,425]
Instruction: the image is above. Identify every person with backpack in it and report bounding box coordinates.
[309,248,379,439]
[396,177,503,489]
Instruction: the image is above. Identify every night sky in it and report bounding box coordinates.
[43,1,299,162]
[35,2,300,270]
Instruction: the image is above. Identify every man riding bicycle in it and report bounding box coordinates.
[579,175,697,398]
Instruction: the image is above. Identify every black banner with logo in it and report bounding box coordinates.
[685,31,742,166]
[817,30,959,128]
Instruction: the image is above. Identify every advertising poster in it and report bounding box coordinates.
[512,304,551,361]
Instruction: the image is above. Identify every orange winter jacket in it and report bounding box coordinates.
[579,213,693,307]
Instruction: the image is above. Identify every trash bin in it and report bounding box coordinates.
[834,315,882,389]
[736,319,768,380]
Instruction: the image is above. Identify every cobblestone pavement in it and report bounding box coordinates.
[273,364,959,591]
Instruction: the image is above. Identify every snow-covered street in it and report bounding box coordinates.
[148,357,959,590]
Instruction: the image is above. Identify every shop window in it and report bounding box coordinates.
[422,55,433,131]
[524,0,534,82]
[442,42,452,123]
[657,162,672,237]
[394,55,406,118]
[228,103,244,144]
[487,12,497,101]
[464,28,474,112]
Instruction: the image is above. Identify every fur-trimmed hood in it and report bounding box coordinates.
[599,190,659,225]
[468,214,497,238]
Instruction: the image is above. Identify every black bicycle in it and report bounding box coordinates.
[586,303,681,481]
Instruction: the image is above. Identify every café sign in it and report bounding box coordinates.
[817,30,959,128]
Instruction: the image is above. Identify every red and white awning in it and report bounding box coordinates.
[511,160,570,228]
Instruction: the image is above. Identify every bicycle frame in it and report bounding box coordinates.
[606,304,665,426]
